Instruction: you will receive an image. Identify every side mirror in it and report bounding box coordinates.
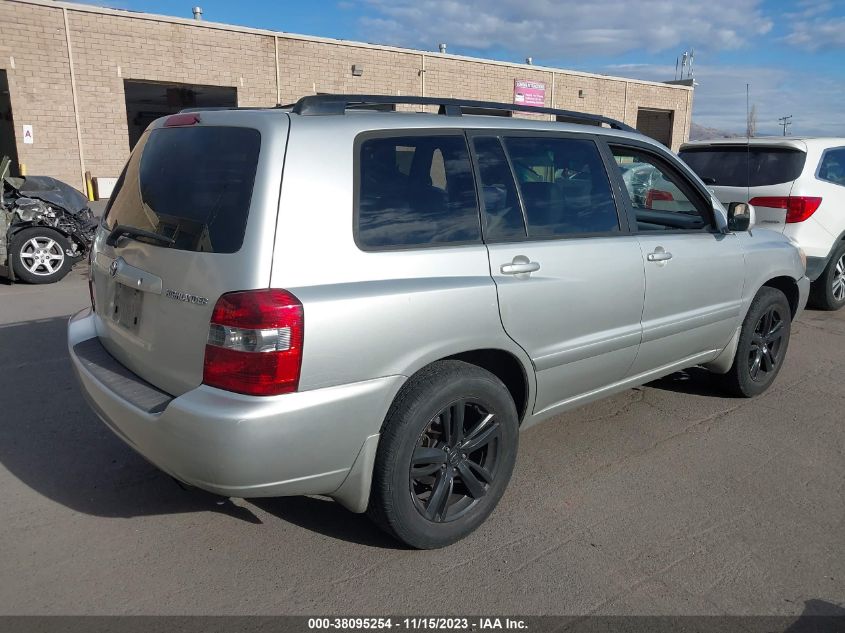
[727,202,755,232]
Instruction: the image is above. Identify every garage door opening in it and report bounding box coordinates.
[0,70,20,177]
[636,108,674,148]
[124,80,238,149]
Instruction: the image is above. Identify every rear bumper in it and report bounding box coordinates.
[68,308,403,508]
[797,275,811,317]
[806,256,827,282]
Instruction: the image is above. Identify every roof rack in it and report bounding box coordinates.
[290,94,635,132]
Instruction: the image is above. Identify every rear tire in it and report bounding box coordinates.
[367,360,519,549]
[9,227,74,284]
[718,287,791,398]
[809,242,845,311]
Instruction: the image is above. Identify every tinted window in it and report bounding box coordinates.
[613,147,711,231]
[679,146,806,187]
[357,135,480,249]
[503,137,619,236]
[472,137,526,240]
[105,126,261,253]
[818,148,845,186]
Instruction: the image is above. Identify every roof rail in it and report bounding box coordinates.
[179,105,287,113]
[291,94,636,132]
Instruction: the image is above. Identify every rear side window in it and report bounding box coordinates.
[818,148,845,186]
[105,126,261,253]
[503,136,619,236]
[356,134,480,249]
[472,137,526,240]
[679,146,806,187]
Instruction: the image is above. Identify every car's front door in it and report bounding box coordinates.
[471,132,646,415]
[608,142,745,375]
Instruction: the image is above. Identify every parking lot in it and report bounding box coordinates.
[0,265,842,616]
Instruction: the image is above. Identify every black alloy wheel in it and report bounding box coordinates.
[748,304,786,382]
[367,360,519,549]
[410,398,501,523]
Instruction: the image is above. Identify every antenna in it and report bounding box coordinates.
[778,115,793,136]
[746,83,751,205]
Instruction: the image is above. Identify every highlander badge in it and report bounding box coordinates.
[165,289,209,306]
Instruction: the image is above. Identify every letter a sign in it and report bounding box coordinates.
[22,125,33,144]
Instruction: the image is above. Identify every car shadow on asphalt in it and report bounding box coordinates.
[0,316,261,524]
[0,315,404,545]
[250,497,401,549]
[645,367,728,398]
[784,599,845,632]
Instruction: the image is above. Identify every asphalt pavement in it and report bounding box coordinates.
[0,266,842,616]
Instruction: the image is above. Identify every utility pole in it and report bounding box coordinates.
[778,115,793,136]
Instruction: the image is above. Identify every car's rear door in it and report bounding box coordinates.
[90,112,287,396]
[471,131,645,415]
[609,140,745,374]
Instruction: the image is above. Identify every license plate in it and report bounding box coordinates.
[113,283,143,332]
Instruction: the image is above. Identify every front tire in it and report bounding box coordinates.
[718,287,792,398]
[10,227,73,284]
[367,361,519,549]
[809,242,845,311]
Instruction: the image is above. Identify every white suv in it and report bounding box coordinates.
[680,138,845,310]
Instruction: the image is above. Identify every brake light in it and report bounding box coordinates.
[645,189,674,208]
[748,196,823,223]
[164,113,200,127]
[203,289,304,396]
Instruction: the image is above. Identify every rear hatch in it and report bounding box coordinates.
[90,112,288,396]
[679,143,807,231]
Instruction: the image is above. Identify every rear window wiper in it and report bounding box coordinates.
[106,224,176,248]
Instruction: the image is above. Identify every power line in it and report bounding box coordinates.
[778,115,793,136]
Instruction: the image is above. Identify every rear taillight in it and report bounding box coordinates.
[202,289,304,396]
[645,189,674,208]
[748,196,823,223]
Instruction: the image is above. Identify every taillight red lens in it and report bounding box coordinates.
[202,289,304,396]
[748,196,823,223]
[645,189,674,208]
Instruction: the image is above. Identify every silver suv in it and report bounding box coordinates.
[69,95,810,548]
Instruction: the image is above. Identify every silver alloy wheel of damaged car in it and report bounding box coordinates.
[10,227,74,284]
[20,236,66,277]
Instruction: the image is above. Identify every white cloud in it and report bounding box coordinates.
[358,0,773,57]
[604,63,845,136]
[784,17,845,50]
[782,0,845,50]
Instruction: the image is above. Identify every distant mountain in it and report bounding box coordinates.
[689,122,741,141]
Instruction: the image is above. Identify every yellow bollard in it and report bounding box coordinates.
[84,170,95,201]
[18,162,26,176]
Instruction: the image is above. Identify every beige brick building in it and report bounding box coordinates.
[0,0,694,191]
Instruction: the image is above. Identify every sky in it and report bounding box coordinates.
[75,0,845,136]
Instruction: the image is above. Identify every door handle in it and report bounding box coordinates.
[647,249,673,262]
[501,256,540,276]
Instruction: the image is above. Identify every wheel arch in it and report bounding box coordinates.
[761,275,800,318]
[443,348,531,424]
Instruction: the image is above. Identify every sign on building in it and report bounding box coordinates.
[22,125,33,144]
[513,80,546,107]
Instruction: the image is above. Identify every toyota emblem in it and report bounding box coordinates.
[110,259,119,278]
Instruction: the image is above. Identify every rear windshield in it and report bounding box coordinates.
[104,126,261,253]
[679,146,806,187]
